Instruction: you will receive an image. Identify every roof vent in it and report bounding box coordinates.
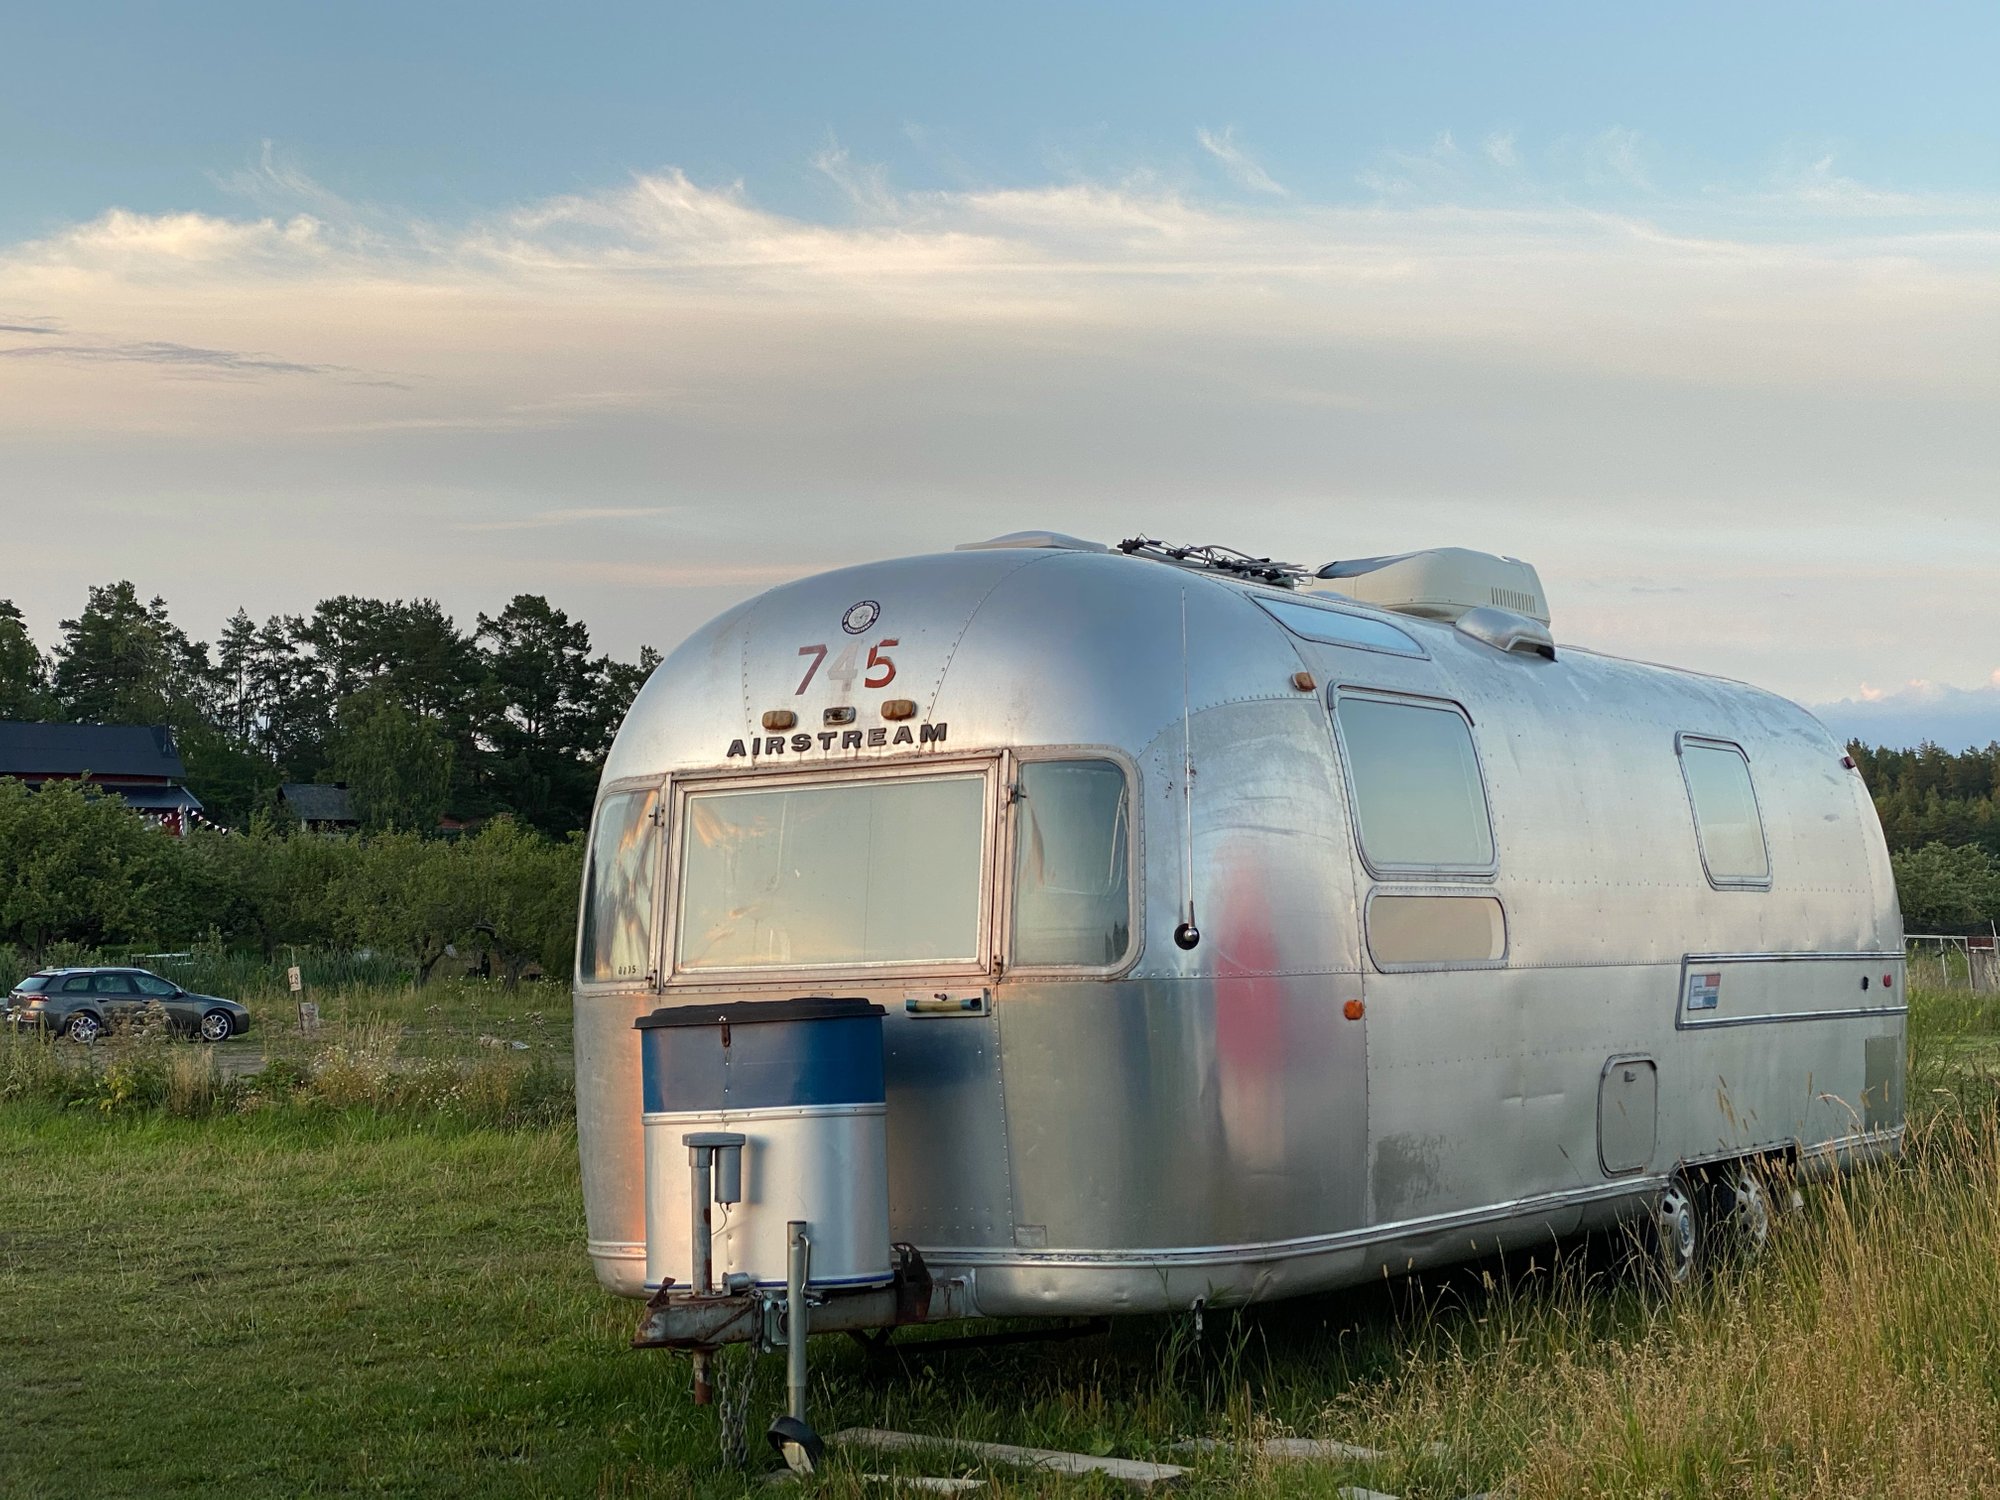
[1455,606,1556,660]
[1314,548,1549,627]
[957,531,1107,553]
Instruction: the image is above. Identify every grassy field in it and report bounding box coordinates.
[4,983,2000,1498]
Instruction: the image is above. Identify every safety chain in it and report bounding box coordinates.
[714,1345,754,1470]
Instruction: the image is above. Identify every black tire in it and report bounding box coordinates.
[196,1009,235,1043]
[64,1011,103,1044]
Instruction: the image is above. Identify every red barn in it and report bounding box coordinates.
[0,721,204,835]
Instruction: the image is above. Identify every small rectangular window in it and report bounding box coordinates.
[1335,695,1495,874]
[1366,893,1507,968]
[133,974,178,997]
[1012,759,1132,967]
[579,787,661,983]
[1679,738,1770,886]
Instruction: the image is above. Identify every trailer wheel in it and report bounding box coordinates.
[1708,1160,1773,1263]
[1646,1173,1703,1290]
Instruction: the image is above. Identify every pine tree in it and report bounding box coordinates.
[0,600,52,720]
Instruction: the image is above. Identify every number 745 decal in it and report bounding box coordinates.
[797,639,898,693]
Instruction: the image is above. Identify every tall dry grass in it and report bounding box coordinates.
[0,1014,571,1129]
[1314,1110,1999,1498]
[1296,989,2000,1500]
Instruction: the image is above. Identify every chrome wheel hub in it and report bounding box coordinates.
[1657,1182,1698,1284]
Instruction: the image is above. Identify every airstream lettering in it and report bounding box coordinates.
[576,531,1903,1448]
[727,721,943,758]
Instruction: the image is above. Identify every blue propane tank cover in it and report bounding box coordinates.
[635,997,886,1115]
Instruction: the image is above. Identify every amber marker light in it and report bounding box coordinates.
[761,709,798,731]
[1343,999,1365,1021]
[881,699,918,721]
[1292,671,1317,692]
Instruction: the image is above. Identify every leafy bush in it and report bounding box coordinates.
[0,786,582,984]
[1892,841,2000,934]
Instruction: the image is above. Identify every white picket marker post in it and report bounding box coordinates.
[289,964,318,1035]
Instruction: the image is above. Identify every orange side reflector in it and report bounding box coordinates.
[1343,999,1365,1021]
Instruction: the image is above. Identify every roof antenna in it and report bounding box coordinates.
[1174,588,1200,951]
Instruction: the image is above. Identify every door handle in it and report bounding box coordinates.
[904,989,990,1017]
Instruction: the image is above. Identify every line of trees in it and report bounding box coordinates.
[0,778,580,981]
[0,585,658,835]
[1851,741,2000,934]
[1849,741,2000,862]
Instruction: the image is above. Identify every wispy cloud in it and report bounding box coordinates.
[812,136,902,217]
[1587,126,1653,191]
[457,506,681,532]
[3,144,1999,697]
[1197,126,1287,196]
[1813,671,2000,750]
[553,559,822,588]
[0,337,389,382]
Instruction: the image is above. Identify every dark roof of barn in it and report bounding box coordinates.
[0,721,187,780]
[279,782,358,824]
[119,785,205,812]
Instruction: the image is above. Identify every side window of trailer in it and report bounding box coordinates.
[1334,695,1496,876]
[1678,737,1770,887]
[579,786,661,983]
[1011,759,1133,967]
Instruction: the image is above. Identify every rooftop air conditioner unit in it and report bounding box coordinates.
[1314,548,1550,627]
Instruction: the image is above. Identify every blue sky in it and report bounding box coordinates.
[3,2,1998,742]
[9,2,2000,235]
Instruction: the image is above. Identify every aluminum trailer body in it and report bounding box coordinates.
[575,534,1904,1325]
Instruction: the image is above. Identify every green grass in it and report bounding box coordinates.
[0,1107,733,1500]
[4,985,2000,1498]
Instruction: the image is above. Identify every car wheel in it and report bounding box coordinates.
[1644,1172,1704,1290]
[197,1010,235,1043]
[64,1011,103,1044]
[1708,1160,1774,1263]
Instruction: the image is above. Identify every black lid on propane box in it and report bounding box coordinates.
[634,996,885,1030]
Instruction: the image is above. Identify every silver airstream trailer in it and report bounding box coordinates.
[574,533,1903,1450]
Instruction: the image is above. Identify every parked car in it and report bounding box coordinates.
[3,968,252,1044]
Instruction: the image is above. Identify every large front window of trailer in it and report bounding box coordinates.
[676,774,987,972]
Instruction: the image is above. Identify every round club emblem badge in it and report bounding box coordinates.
[841,600,881,635]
